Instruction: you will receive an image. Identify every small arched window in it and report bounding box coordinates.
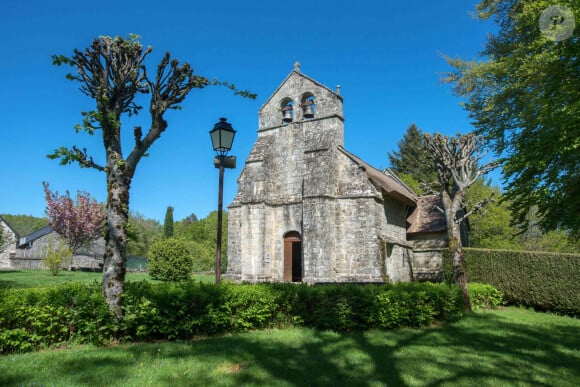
[301,93,315,119]
[280,98,294,123]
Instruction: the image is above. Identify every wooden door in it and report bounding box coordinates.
[283,232,302,282]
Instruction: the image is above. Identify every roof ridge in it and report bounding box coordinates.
[259,67,342,112]
[338,146,416,205]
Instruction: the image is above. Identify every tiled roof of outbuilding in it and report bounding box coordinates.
[407,195,447,234]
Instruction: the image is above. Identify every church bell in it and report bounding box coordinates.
[301,99,314,118]
[282,105,293,122]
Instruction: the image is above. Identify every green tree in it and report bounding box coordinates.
[181,213,198,226]
[174,211,228,272]
[444,0,580,233]
[465,179,519,250]
[49,35,255,316]
[517,207,580,253]
[126,212,162,257]
[396,172,424,196]
[186,240,214,272]
[388,124,436,192]
[164,206,174,238]
[0,214,48,237]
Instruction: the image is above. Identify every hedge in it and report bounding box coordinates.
[444,248,580,315]
[0,281,470,354]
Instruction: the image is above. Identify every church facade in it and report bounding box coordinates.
[225,64,445,283]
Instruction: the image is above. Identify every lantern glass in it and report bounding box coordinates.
[210,118,236,155]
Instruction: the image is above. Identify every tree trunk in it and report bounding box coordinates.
[449,223,471,312]
[442,191,471,313]
[102,160,131,318]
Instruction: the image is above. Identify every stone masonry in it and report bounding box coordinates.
[225,64,440,284]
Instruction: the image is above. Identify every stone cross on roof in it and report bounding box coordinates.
[294,61,301,72]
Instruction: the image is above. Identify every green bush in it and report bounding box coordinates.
[0,283,113,353]
[443,248,579,315]
[468,283,504,311]
[0,281,465,354]
[148,238,194,281]
[43,241,72,276]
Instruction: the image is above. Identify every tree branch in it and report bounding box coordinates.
[47,146,105,172]
[455,193,496,225]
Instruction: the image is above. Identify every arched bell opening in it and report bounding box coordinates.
[283,231,302,282]
[280,98,294,123]
[300,93,315,119]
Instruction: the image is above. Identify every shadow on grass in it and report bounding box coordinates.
[0,270,21,289]
[2,310,579,386]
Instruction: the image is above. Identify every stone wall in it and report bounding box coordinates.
[9,255,104,271]
[0,220,17,269]
[408,233,447,281]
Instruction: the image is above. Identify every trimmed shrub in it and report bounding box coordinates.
[443,248,579,315]
[0,281,465,354]
[0,283,113,353]
[148,238,194,281]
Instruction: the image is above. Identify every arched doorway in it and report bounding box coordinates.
[283,231,302,282]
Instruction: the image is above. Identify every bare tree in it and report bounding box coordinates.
[50,35,254,317]
[424,132,498,312]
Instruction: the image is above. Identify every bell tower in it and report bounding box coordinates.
[227,63,345,282]
[257,61,344,148]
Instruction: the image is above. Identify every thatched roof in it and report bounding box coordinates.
[407,195,447,234]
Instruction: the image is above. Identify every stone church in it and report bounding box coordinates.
[225,63,445,283]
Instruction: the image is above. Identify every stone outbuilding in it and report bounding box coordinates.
[0,215,105,270]
[225,64,446,283]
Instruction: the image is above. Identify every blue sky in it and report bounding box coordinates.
[0,0,496,223]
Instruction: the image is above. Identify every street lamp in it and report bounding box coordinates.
[210,118,236,284]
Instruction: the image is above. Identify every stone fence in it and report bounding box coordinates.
[9,254,104,271]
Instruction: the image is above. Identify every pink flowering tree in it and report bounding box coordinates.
[43,182,106,254]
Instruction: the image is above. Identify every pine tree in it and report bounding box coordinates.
[388,124,436,188]
[164,206,174,238]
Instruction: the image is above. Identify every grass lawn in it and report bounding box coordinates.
[0,307,578,386]
[0,269,215,288]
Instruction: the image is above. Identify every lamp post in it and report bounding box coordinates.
[210,118,236,284]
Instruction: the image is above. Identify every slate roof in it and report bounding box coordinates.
[407,195,447,234]
[338,146,417,206]
[17,226,53,248]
